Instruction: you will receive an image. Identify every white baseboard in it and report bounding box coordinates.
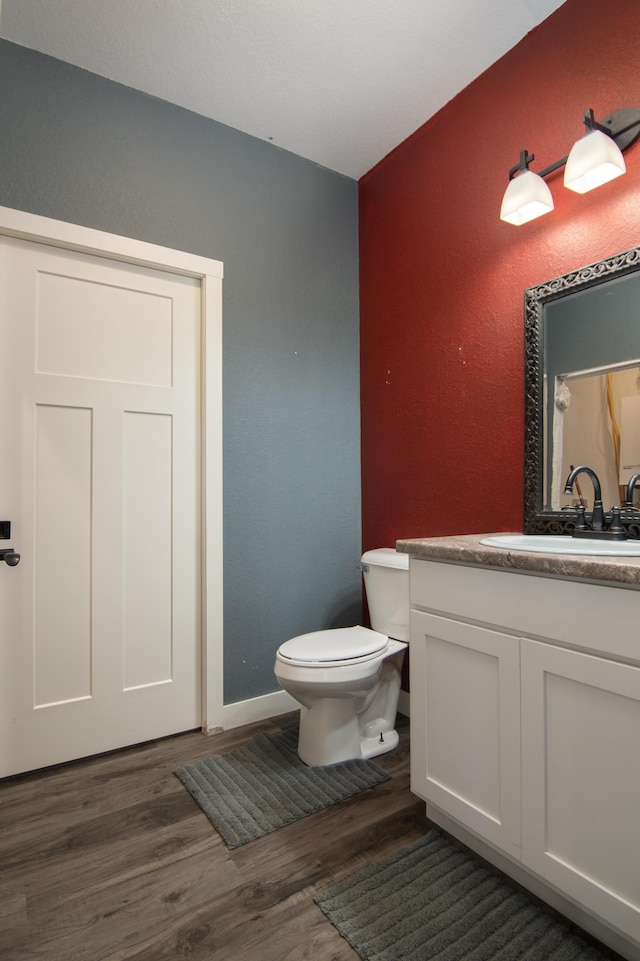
[204,689,299,735]
[205,688,410,735]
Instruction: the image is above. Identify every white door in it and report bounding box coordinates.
[0,236,201,777]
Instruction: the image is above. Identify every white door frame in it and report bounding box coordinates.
[0,205,224,734]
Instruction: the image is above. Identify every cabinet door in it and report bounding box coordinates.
[521,639,640,943]
[410,611,521,856]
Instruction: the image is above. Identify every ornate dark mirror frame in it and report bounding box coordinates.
[524,243,640,538]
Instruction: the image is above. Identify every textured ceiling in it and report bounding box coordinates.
[0,0,566,178]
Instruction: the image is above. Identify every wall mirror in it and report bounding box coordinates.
[524,244,640,537]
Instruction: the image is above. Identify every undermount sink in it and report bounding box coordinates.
[480,534,640,557]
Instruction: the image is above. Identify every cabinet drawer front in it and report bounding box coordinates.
[410,559,640,664]
[522,639,640,941]
[410,610,521,856]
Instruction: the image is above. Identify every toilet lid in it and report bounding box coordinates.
[278,625,388,665]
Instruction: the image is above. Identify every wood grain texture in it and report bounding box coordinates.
[0,713,428,960]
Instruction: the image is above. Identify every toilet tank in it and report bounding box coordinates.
[361,548,410,642]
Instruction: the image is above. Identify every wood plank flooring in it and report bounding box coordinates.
[0,713,428,960]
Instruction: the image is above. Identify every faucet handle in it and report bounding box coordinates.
[574,506,589,531]
[609,506,627,538]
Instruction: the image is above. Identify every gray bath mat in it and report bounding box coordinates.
[314,829,610,961]
[174,727,390,849]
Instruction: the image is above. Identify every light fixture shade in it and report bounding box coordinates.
[500,170,554,226]
[564,129,626,194]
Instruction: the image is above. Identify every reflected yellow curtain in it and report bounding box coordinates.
[606,373,624,505]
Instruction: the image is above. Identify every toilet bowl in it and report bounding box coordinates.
[274,549,410,766]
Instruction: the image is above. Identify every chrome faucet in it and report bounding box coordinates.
[563,465,605,530]
[624,473,640,509]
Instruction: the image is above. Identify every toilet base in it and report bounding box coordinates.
[298,699,361,766]
[297,698,401,766]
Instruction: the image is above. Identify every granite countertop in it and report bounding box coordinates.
[395,533,640,587]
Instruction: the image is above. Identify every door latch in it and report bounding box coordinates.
[0,548,20,567]
[0,522,19,564]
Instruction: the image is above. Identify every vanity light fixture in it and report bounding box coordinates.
[564,109,626,194]
[500,151,554,226]
[500,107,640,225]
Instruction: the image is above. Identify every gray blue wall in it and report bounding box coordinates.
[0,40,362,703]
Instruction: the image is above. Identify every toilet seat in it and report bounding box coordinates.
[277,625,389,668]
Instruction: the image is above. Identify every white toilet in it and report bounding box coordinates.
[274,548,410,766]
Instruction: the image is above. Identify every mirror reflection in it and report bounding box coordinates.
[545,361,640,510]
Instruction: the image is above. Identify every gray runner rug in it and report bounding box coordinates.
[174,727,390,849]
[314,829,610,961]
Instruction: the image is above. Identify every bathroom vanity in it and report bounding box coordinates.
[397,534,640,961]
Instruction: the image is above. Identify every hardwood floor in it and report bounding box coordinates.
[0,713,428,960]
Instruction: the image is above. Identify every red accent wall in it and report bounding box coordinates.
[359,0,640,551]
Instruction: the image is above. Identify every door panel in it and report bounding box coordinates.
[521,639,640,941]
[34,404,93,707]
[122,411,173,690]
[410,609,521,857]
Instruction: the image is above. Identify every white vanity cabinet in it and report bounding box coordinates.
[408,556,640,958]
